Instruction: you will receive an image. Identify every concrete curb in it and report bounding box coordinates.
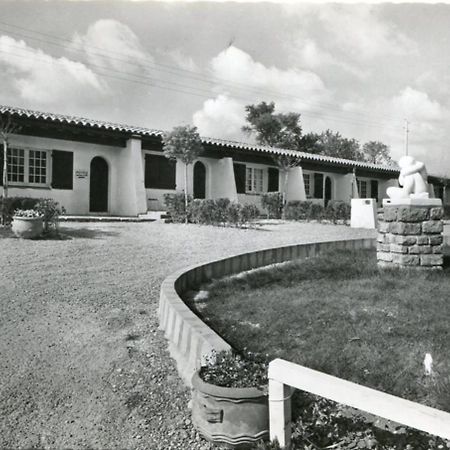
[159,237,376,387]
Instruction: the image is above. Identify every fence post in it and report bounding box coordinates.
[269,378,292,448]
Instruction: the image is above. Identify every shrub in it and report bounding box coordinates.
[324,201,351,223]
[261,192,283,219]
[240,203,260,225]
[226,202,242,226]
[35,199,66,232]
[284,200,313,220]
[163,192,191,223]
[200,350,268,389]
[214,198,231,224]
[309,202,324,220]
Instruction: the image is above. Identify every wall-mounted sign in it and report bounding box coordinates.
[76,170,88,179]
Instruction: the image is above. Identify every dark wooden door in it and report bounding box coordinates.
[324,176,332,207]
[193,161,206,199]
[89,157,108,212]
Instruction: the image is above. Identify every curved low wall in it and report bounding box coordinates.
[159,237,375,386]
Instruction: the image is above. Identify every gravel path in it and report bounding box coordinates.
[0,221,374,449]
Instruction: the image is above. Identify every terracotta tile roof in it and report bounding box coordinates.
[0,104,399,173]
[0,105,163,138]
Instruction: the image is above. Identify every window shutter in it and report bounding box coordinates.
[233,163,246,194]
[268,167,279,192]
[0,149,3,186]
[52,150,73,190]
[370,180,378,201]
[313,173,323,198]
[144,154,176,189]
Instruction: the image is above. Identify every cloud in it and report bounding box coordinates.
[316,5,414,60]
[72,19,153,73]
[167,49,199,72]
[193,94,245,138]
[0,35,105,105]
[191,46,333,140]
[391,87,443,121]
[210,46,330,111]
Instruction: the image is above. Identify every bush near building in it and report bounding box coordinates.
[285,200,350,223]
[163,193,260,227]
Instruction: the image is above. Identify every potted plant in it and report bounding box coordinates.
[11,209,44,239]
[191,350,270,449]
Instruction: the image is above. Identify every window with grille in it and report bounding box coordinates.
[6,148,49,186]
[304,173,310,196]
[357,179,368,198]
[7,148,25,183]
[28,150,47,184]
[246,167,264,193]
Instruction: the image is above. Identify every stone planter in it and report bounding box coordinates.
[191,371,269,448]
[12,216,44,239]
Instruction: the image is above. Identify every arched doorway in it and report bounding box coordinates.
[193,161,206,199]
[89,157,109,213]
[324,176,332,207]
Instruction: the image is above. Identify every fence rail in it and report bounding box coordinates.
[268,358,450,448]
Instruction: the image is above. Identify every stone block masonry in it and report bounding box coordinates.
[377,198,444,269]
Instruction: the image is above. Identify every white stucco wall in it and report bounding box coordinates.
[5,133,146,216]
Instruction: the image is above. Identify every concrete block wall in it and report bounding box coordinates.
[159,237,376,387]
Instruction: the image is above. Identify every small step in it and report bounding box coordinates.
[60,215,155,223]
[142,211,171,221]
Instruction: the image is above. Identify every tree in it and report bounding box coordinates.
[242,101,303,149]
[162,125,203,223]
[1,114,20,225]
[313,129,363,161]
[243,102,319,211]
[362,141,393,165]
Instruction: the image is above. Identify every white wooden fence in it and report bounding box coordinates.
[268,358,450,449]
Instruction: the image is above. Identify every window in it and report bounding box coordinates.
[7,148,25,183]
[313,173,324,198]
[357,179,368,198]
[268,167,279,192]
[29,150,47,184]
[246,167,264,193]
[6,148,49,186]
[303,173,310,196]
[144,153,176,189]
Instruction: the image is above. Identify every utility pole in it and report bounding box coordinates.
[404,119,410,156]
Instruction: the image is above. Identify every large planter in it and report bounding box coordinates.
[12,216,44,239]
[191,371,269,448]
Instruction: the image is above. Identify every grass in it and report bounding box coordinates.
[188,249,450,412]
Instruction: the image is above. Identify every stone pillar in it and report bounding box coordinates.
[377,198,444,269]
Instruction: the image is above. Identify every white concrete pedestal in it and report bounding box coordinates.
[350,198,377,229]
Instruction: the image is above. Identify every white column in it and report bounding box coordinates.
[115,136,147,216]
[285,166,306,202]
[210,157,238,201]
[269,379,292,449]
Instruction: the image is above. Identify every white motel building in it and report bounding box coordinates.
[1,105,448,217]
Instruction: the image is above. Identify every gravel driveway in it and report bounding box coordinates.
[0,221,374,449]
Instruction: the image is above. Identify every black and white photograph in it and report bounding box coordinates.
[1,0,450,449]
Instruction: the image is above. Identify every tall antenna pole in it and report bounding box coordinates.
[404,119,410,156]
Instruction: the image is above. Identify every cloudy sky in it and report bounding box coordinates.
[0,1,449,175]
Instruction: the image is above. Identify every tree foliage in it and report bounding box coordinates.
[362,141,393,165]
[312,129,364,161]
[241,101,393,165]
[162,125,203,164]
[162,125,203,223]
[242,101,309,150]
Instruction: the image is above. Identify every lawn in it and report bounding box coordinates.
[189,249,450,412]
